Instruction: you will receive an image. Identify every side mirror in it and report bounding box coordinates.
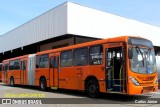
[128,48,133,59]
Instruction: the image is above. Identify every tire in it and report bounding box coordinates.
[10,77,14,87]
[40,77,47,91]
[85,79,99,98]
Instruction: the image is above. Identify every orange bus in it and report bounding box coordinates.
[0,63,2,82]
[2,55,29,85]
[2,36,158,97]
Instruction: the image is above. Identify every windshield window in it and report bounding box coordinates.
[130,47,157,74]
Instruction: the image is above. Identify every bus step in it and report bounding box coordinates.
[113,85,122,92]
[51,87,58,90]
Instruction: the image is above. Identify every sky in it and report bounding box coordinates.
[0,0,160,35]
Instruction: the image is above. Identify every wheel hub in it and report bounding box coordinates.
[89,85,96,93]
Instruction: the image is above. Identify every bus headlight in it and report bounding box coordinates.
[154,77,158,84]
[129,77,140,86]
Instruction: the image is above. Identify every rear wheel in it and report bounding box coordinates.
[85,79,99,98]
[40,77,47,91]
[10,77,14,87]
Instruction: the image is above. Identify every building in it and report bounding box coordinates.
[0,2,160,82]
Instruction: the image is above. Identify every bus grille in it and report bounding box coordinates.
[143,86,154,91]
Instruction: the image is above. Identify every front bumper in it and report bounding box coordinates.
[128,83,158,95]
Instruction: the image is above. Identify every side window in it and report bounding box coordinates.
[36,56,40,68]
[21,61,26,70]
[23,62,26,70]
[9,60,20,70]
[54,57,58,68]
[50,57,59,68]
[14,60,20,70]
[39,54,49,68]
[50,58,54,68]
[107,51,113,67]
[9,61,15,70]
[90,45,103,65]
[74,47,88,66]
[60,50,72,67]
[5,64,8,71]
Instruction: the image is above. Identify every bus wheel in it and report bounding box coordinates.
[85,79,99,98]
[10,77,14,87]
[40,77,47,91]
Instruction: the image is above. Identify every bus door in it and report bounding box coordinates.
[105,43,126,93]
[50,56,59,88]
[3,64,8,83]
[21,61,27,85]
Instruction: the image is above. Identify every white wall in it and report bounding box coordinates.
[67,2,160,46]
[1,2,160,53]
[0,3,68,52]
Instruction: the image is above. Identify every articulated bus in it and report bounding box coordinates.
[2,36,158,97]
[0,63,2,82]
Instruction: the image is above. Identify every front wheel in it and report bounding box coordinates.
[85,79,99,98]
[40,78,47,91]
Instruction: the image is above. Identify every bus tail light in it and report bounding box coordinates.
[129,76,140,86]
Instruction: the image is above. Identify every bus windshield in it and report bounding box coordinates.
[130,47,157,74]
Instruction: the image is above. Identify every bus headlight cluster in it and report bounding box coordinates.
[129,77,140,86]
[154,77,158,84]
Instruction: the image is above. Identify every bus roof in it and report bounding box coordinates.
[2,54,29,63]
